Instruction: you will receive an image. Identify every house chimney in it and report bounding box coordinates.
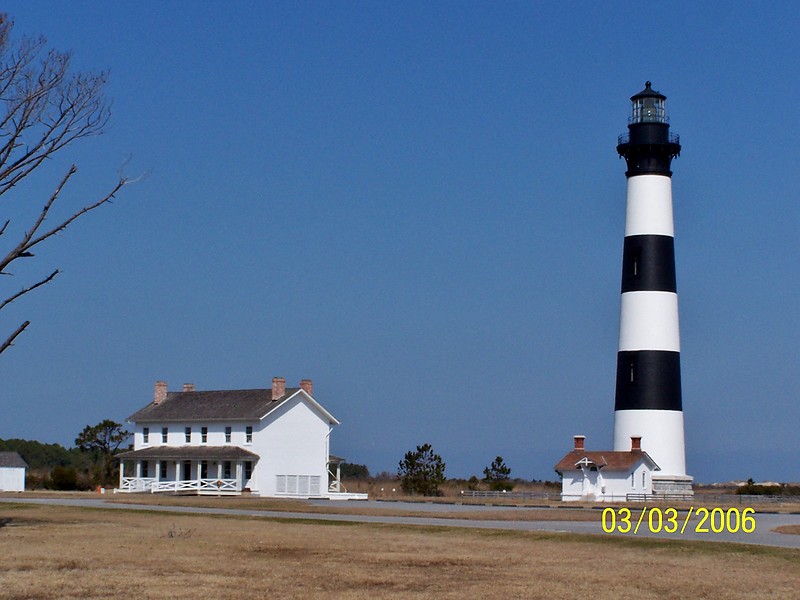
[272,376,286,400]
[631,436,642,451]
[573,435,585,451]
[183,383,196,392]
[154,381,167,405]
[300,379,313,395]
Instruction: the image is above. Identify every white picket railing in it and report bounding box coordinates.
[150,478,239,493]
[120,477,157,492]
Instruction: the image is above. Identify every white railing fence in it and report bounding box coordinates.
[119,478,238,494]
[150,478,239,493]
[120,477,157,492]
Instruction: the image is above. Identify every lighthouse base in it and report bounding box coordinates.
[651,474,694,498]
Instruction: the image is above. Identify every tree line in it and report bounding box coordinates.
[2,419,129,490]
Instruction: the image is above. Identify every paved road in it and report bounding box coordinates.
[2,497,799,550]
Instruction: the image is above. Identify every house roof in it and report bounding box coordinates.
[554,450,659,474]
[0,451,27,468]
[127,387,338,425]
[117,446,259,461]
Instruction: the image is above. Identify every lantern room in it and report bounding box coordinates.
[630,81,667,124]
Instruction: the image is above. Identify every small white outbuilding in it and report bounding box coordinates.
[554,435,659,502]
[0,451,27,492]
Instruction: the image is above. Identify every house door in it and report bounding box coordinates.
[242,461,252,488]
[182,461,192,480]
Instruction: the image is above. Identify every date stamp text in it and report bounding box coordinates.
[601,507,756,535]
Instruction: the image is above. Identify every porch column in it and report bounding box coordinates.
[176,461,181,484]
[236,462,243,491]
[155,460,161,483]
[135,461,142,478]
[119,460,125,489]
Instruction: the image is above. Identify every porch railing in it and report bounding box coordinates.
[150,478,239,493]
[120,477,157,492]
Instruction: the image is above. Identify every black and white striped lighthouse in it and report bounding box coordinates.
[613,82,692,493]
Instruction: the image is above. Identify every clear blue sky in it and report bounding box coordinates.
[1,2,797,483]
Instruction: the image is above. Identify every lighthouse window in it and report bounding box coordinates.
[633,98,665,123]
[629,358,636,383]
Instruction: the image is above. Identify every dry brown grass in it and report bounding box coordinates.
[774,525,800,535]
[102,494,598,521]
[0,503,798,599]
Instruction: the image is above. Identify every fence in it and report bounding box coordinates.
[120,477,157,493]
[461,490,794,505]
[460,490,562,501]
[150,478,239,493]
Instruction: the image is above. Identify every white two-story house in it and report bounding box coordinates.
[118,377,365,499]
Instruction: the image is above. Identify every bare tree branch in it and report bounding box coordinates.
[0,13,129,354]
[0,268,58,312]
[0,320,29,354]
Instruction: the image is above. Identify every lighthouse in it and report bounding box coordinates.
[613,82,693,495]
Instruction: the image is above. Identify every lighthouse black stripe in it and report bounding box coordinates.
[617,122,680,178]
[614,350,682,411]
[621,235,676,293]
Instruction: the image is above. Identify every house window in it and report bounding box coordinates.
[162,427,168,443]
[201,427,208,444]
[245,426,253,443]
[141,461,149,478]
[631,472,635,488]
[142,427,149,444]
[642,471,646,489]
[223,461,232,479]
[244,461,253,481]
[159,462,167,479]
[185,427,191,443]
[225,426,232,443]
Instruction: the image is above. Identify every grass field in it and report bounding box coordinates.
[1,502,798,599]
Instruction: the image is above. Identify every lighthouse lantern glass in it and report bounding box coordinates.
[632,97,665,124]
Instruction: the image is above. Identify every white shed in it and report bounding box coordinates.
[554,435,659,502]
[0,452,27,492]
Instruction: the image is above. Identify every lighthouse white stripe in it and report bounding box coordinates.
[624,175,674,237]
[618,291,681,352]
[614,409,686,476]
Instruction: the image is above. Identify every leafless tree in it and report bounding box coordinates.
[0,14,127,355]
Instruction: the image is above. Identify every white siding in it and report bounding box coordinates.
[561,458,654,502]
[0,467,25,492]
[250,394,331,497]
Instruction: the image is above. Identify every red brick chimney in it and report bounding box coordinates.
[300,379,313,396]
[154,381,167,404]
[631,436,642,451]
[183,383,196,392]
[573,435,585,451]
[272,376,286,400]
